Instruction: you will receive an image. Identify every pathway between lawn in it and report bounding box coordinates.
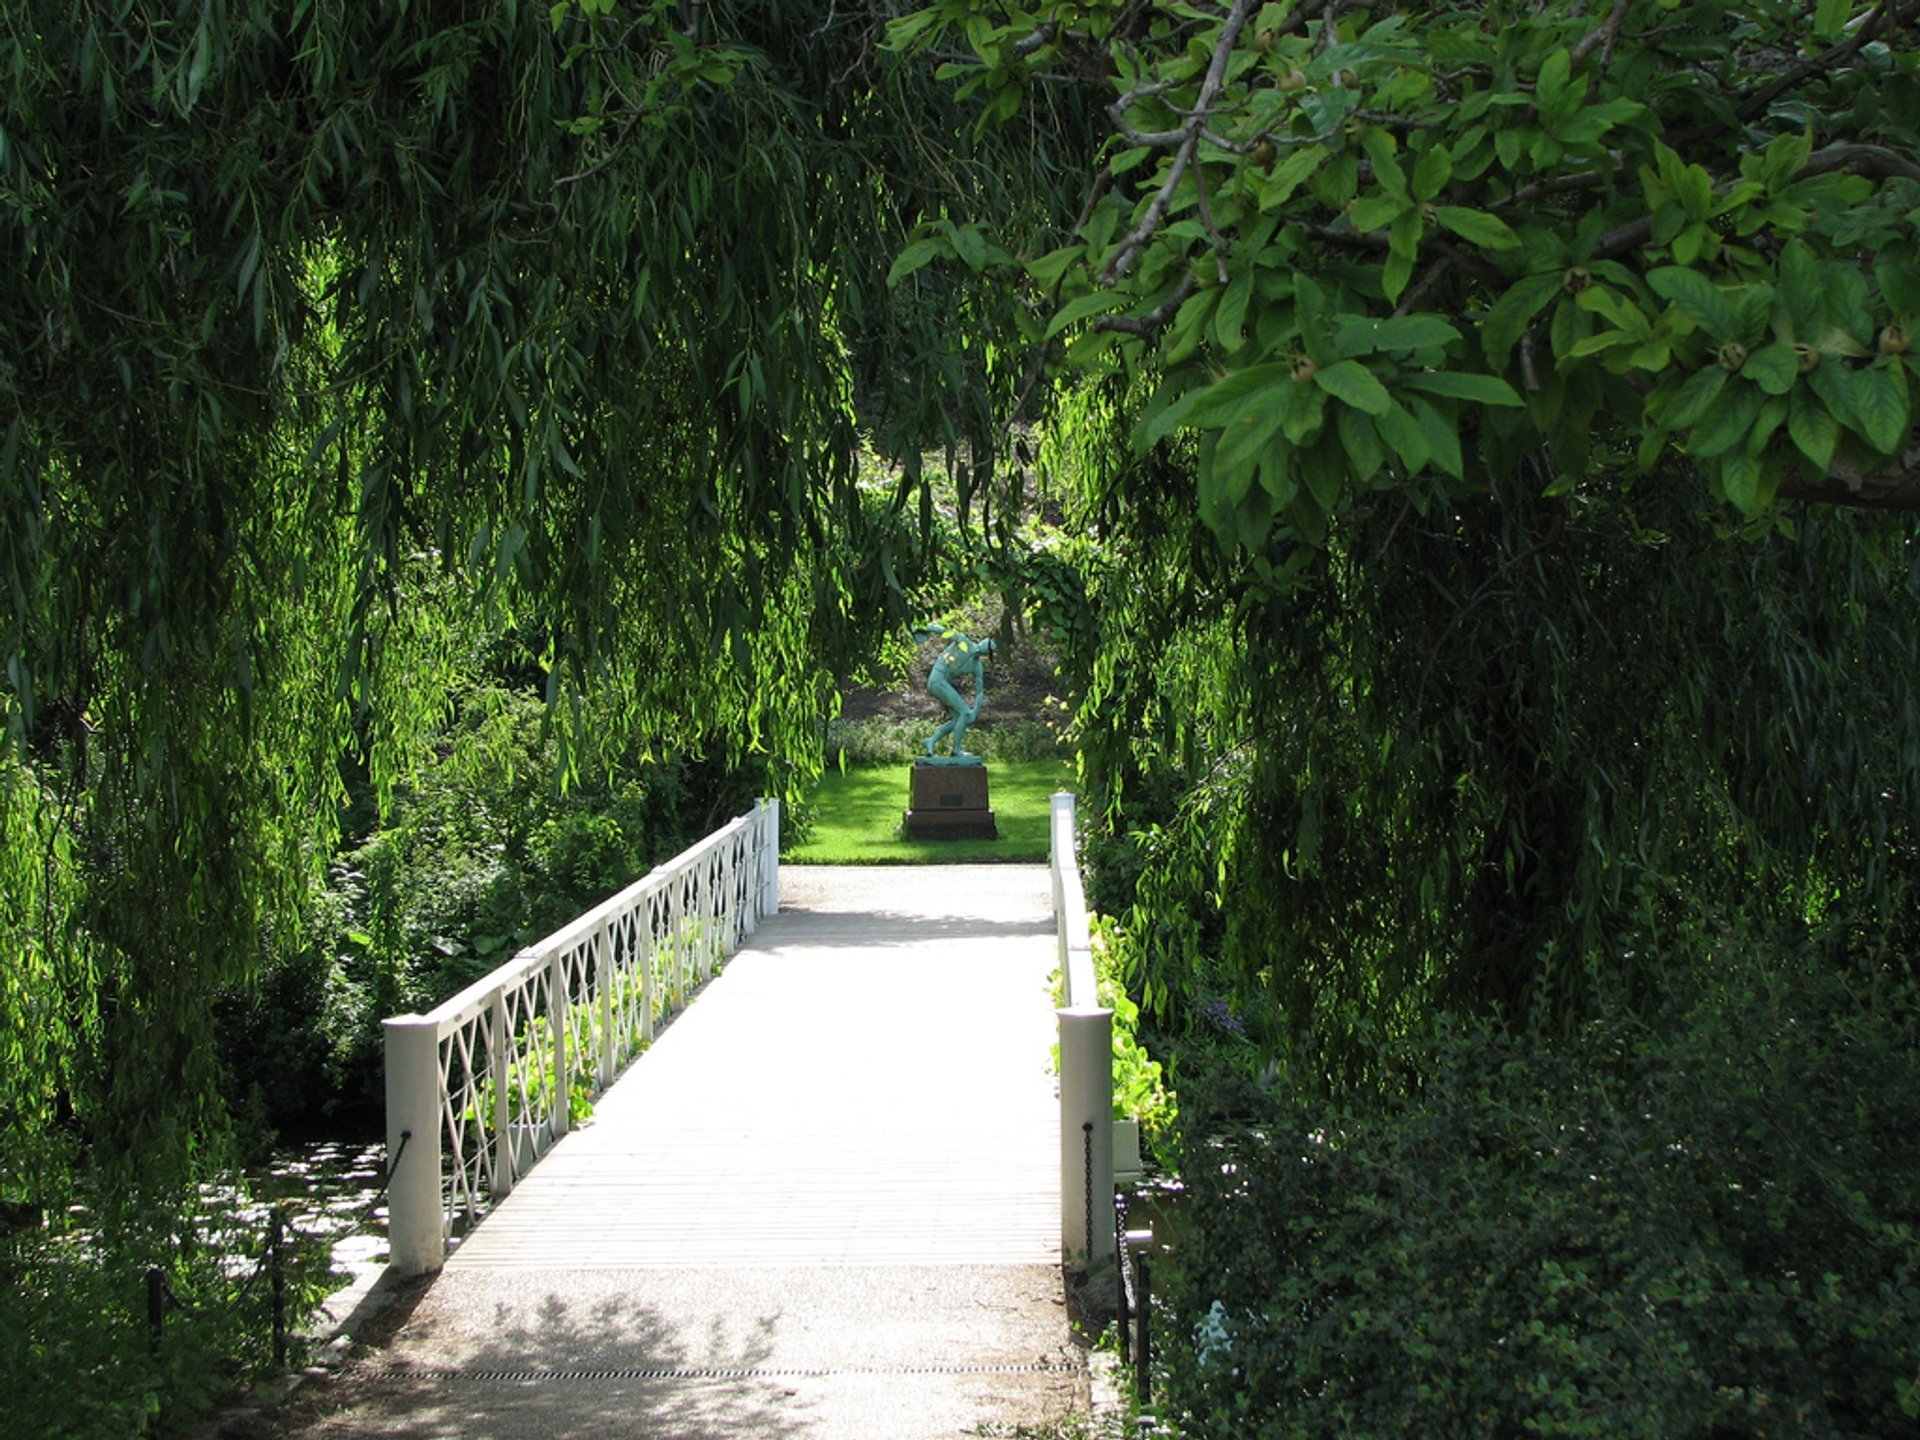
[257,865,1084,1440]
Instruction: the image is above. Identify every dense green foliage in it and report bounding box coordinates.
[894,0,1920,1061]
[0,0,1073,1188]
[1161,967,1920,1436]
[898,0,1920,534]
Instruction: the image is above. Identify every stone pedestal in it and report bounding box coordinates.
[903,762,998,840]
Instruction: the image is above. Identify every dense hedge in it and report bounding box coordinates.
[1160,962,1920,1438]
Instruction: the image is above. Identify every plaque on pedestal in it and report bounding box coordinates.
[903,761,998,840]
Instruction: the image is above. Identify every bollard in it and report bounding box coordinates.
[384,1015,446,1275]
[147,1267,164,1357]
[269,1208,288,1368]
[1058,1005,1114,1268]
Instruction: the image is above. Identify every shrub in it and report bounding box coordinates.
[1158,965,1920,1438]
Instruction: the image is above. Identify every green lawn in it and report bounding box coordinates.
[784,759,1076,864]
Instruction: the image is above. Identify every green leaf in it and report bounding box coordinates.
[1214,269,1255,353]
[1188,364,1295,426]
[1213,389,1288,479]
[1412,145,1453,204]
[1483,273,1562,368]
[1536,48,1572,117]
[1299,435,1348,512]
[1399,372,1524,406]
[1646,267,1733,340]
[1741,342,1798,396]
[1024,243,1086,287]
[1720,452,1764,512]
[1687,380,1762,459]
[1851,364,1909,453]
[1312,360,1394,415]
[1260,145,1326,210]
[1813,0,1853,41]
[1788,386,1840,474]
[1432,206,1521,249]
[1350,194,1407,232]
[1045,290,1131,339]
[1337,404,1386,483]
[950,225,988,271]
[1375,400,1431,473]
[1408,395,1463,478]
[1337,315,1462,354]
[887,238,945,287]
[1661,365,1730,430]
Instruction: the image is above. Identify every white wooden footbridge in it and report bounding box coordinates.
[342,798,1117,1439]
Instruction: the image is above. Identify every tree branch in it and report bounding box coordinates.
[1101,0,1258,284]
[1568,0,1632,69]
[1092,274,1200,338]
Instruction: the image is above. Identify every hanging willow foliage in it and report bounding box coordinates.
[0,1,1099,1185]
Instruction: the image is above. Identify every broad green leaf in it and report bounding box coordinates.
[1282,377,1328,444]
[1851,364,1909,453]
[1024,243,1086,287]
[1337,315,1462,354]
[1312,360,1394,415]
[887,238,945,287]
[1720,452,1764,512]
[1260,145,1327,210]
[1788,385,1840,474]
[1375,400,1431,472]
[1408,395,1463,478]
[1536,48,1572,117]
[1741,342,1798,395]
[1413,145,1453,203]
[1687,380,1762,458]
[1350,194,1407,232]
[950,225,988,271]
[1187,363,1295,426]
[1361,127,1407,202]
[1337,404,1386,483]
[1432,205,1521,249]
[1646,267,1733,340]
[1214,269,1255,353]
[1300,435,1348,512]
[1813,0,1853,40]
[1483,273,1562,367]
[1045,289,1131,339]
[1213,389,1288,479]
[1399,372,1524,406]
[1662,365,1730,430]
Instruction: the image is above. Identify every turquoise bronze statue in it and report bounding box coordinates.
[914,626,996,765]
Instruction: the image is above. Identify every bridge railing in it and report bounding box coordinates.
[1051,791,1115,1271]
[383,798,780,1274]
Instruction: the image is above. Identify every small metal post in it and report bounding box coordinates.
[1135,1252,1152,1406]
[146,1267,164,1357]
[269,1208,288,1368]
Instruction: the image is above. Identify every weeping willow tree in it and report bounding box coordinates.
[0,1,1098,1199]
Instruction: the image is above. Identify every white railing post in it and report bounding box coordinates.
[383,1015,446,1276]
[491,989,513,1197]
[760,797,780,917]
[549,949,571,1140]
[596,920,616,1089]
